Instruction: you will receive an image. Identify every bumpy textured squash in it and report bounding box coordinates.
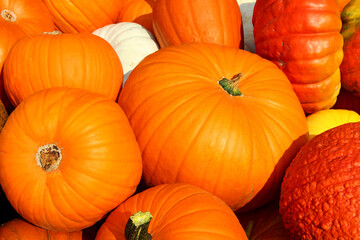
[0,87,142,231]
[118,42,308,211]
[253,0,344,113]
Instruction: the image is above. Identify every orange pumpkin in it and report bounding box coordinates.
[117,0,155,34]
[0,87,143,231]
[0,0,56,112]
[42,0,122,33]
[152,0,243,48]
[3,31,123,107]
[0,219,82,239]
[95,183,248,239]
[118,42,309,211]
[253,0,344,113]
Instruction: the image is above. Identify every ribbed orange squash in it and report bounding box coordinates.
[0,219,82,239]
[0,87,142,231]
[152,0,243,48]
[42,0,122,33]
[95,183,248,240]
[0,0,56,112]
[3,31,123,107]
[253,0,344,113]
[118,42,308,211]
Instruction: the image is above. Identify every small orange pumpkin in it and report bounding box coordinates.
[0,219,82,239]
[3,31,123,106]
[0,87,143,231]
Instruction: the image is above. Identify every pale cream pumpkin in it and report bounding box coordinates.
[237,0,256,53]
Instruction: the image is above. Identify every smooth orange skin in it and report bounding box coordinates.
[95,183,248,240]
[152,0,243,49]
[3,32,123,107]
[338,0,351,11]
[117,0,155,34]
[0,0,56,112]
[0,87,143,232]
[253,0,344,113]
[0,219,82,240]
[280,122,360,239]
[42,0,122,33]
[118,42,308,211]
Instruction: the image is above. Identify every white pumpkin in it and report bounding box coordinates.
[93,22,159,85]
[237,0,256,53]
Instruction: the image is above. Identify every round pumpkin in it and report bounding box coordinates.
[152,0,243,49]
[0,219,82,239]
[118,42,309,211]
[117,0,155,34]
[3,31,123,107]
[42,0,122,33]
[280,122,360,239]
[253,0,344,113]
[92,22,159,85]
[95,183,248,240]
[237,0,256,53]
[0,0,56,112]
[0,87,143,231]
[339,0,360,96]
[307,108,360,140]
[339,0,351,11]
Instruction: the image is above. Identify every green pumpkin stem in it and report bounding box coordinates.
[125,211,153,240]
[219,73,243,96]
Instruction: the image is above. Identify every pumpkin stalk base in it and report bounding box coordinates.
[36,144,62,172]
[1,10,16,22]
[219,73,243,96]
[125,211,153,240]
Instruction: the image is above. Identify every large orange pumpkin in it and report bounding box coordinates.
[253,0,344,113]
[0,87,143,231]
[42,0,122,33]
[118,42,309,211]
[3,31,123,107]
[0,219,82,239]
[95,183,248,240]
[0,0,56,112]
[280,122,360,239]
[152,0,243,48]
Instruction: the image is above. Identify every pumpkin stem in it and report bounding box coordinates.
[1,10,16,22]
[218,73,243,96]
[245,220,254,239]
[36,144,62,172]
[43,30,62,35]
[125,211,153,240]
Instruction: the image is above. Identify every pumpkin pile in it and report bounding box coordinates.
[0,0,359,239]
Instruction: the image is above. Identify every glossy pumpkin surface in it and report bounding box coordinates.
[0,219,82,239]
[42,0,122,33]
[117,0,155,34]
[95,183,248,240]
[0,87,142,231]
[0,0,56,112]
[118,42,308,211]
[3,32,123,106]
[152,0,243,48]
[280,122,360,239]
[339,0,360,95]
[253,0,344,113]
